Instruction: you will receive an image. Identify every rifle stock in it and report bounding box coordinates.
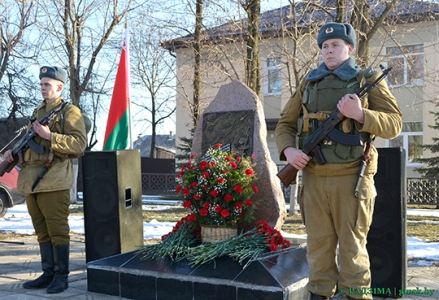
[277,163,299,186]
[0,154,19,177]
[276,65,392,186]
[0,160,12,177]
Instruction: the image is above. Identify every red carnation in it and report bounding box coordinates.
[200,161,208,170]
[200,208,208,216]
[229,162,238,169]
[188,213,197,222]
[224,156,231,161]
[252,185,259,193]
[245,199,253,207]
[182,187,190,195]
[183,200,192,208]
[224,194,233,202]
[190,182,198,188]
[233,184,243,194]
[270,243,278,252]
[210,190,219,197]
[236,156,241,162]
[216,177,225,184]
[193,194,201,201]
[235,201,243,209]
[245,168,255,176]
[203,201,210,208]
[215,143,222,148]
[210,162,216,167]
[175,185,182,193]
[220,209,230,218]
[214,205,223,212]
[201,171,210,179]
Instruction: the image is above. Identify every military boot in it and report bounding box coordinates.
[46,243,69,293]
[23,242,55,289]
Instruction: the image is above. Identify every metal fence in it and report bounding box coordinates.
[407,177,439,205]
[139,173,439,205]
[141,173,178,195]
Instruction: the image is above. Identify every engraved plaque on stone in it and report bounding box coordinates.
[201,110,254,158]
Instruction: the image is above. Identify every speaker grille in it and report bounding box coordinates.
[82,150,144,262]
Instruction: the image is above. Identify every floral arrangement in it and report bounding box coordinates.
[140,218,291,268]
[139,144,291,268]
[175,143,259,227]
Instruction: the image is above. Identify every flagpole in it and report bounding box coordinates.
[125,22,132,149]
[102,23,131,151]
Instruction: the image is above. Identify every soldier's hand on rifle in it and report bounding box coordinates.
[284,147,311,170]
[3,150,14,163]
[33,121,52,140]
[337,93,365,124]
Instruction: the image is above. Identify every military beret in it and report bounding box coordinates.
[317,22,356,49]
[39,66,67,83]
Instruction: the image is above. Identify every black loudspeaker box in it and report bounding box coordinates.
[367,147,406,298]
[82,150,144,263]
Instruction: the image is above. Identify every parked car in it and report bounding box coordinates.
[0,156,25,218]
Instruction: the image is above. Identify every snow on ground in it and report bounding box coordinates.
[1,203,439,266]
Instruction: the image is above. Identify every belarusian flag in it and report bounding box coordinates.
[103,28,131,150]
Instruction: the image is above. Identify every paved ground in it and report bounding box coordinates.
[0,234,438,300]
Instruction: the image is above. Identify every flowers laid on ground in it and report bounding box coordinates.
[175,144,258,227]
[139,218,291,268]
[187,220,292,268]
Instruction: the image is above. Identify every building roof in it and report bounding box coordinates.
[133,133,176,157]
[163,0,439,51]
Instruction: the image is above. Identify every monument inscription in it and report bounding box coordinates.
[202,110,254,158]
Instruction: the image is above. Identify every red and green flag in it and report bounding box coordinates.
[103,29,131,150]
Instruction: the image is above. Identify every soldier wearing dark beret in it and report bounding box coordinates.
[275,23,402,300]
[4,66,87,294]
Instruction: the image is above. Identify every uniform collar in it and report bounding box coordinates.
[306,57,360,82]
[40,96,64,112]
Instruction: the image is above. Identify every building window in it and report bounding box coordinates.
[388,122,423,165]
[386,44,424,87]
[266,57,282,95]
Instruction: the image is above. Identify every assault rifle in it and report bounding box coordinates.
[277,65,392,186]
[0,101,68,176]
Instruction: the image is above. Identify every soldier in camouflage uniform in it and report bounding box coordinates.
[275,23,402,300]
[4,66,87,294]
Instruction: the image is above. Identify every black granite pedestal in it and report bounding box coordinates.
[87,245,309,300]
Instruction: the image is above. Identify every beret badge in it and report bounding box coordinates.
[325,27,334,34]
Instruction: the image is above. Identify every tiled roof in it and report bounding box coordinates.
[163,0,439,51]
[133,134,176,157]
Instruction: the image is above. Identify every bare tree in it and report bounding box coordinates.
[130,23,176,158]
[350,0,397,68]
[0,0,39,120]
[240,0,260,94]
[35,0,140,150]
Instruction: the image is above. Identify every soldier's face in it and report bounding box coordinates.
[321,38,354,70]
[40,77,63,101]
